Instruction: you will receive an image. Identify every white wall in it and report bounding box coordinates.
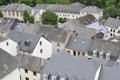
[32,37,53,59]
[19,68,41,80]
[1,68,20,80]
[0,39,18,56]
[80,11,103,20]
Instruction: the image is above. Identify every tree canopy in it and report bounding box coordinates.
[41,10,58,25]
[23,10,35,23]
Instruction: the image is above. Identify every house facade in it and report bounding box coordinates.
[17,54,46,80]
[32,3,85,22]
[80,6,103,20]
[8,31,53,59]
[104,17,120,40]
[0,36,19,56]
[3,3,31,21]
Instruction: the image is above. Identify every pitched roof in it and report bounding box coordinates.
[80,6,102,13]
[16,54,46,73]
[7,31,40,53]
[104,17,120,28]
[98,65,120,80]
[86,22,109,34]
[0,18,20,32]
[33,2,85,14]
[0,36,8,42]
[37,26,70,43]
[4,3,31,12]
[66,35,92,52]
[90,39,120,60]
[59,14,97,37]
[0,48,18,79]
[44,50,108,80]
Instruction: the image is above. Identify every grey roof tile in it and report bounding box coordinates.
[4,3,32,12]
[80,6,102,13]
[0,49,18,79]
[66,35,92,52]
[7,31,40,53]
[16,54,46,73]
[104,17,120,28]
[44,50,108,80]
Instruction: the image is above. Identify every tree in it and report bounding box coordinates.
[29,15,35,23]
[59,17,67,23]
[41,10,58,25]
[23,10,35,23]
[0,10,3,17]
[23,10,30,23]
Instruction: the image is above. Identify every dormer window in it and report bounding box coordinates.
[99,50,104,58]
[106,51,111,60]
[6,42,9,46]
[44,75,48,80]
[93,49,97,57]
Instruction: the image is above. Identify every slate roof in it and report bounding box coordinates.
[98,65,120,80]
[66,35,92,52]
[104,17,120,28]
[33,2,85,14]
[0,48,18,79]
[37,26,70,43]
[86,22,109,34]
[59,14,97,37]
[0,18,20,32]
[7,31,40,53]
[80,6,102,13]
[16,54,46,73]
[4,3,32,12]
[90,38,120,59]
[44,50,110,80]
[0,36,8,42]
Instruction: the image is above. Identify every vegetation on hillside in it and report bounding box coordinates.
[0,0,120,19]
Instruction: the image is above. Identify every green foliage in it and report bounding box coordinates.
[23,10,30,23]
[23,10,35,23]
[0,10,3,17]
[41,10,58,25]
[29,15,35,23]
[59,17,67,23]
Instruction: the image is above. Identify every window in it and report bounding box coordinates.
[40,41,42,45]
[57,49,59,52]
[111,29,112,32]
[44,75,48,80]
[33,71,37,76]
[6,42,9,46]
[113,30,115,32]
[8,11,11,16]
[68,50,70,53]
[110,33,112,36]
[25,69,28,73]
[16,11,19,16]
[82,52,85,56]
[93,49,97,57]
[26,77,29,80]
[57,43,60,46]
[73,51,76,56]
[78,52,80,55]
[40,49,43,53]
[100,51,104,58]
[106,51,111,60]
[12,11,15,16]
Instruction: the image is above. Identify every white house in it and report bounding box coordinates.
[0,48,20,80]
[7,31,53,59]
[0,36,18,56]
[3,3,32,21]
[80,6,103,20]
[104,17,120,39]
[17,54,46,80]
[32,2,85,22]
